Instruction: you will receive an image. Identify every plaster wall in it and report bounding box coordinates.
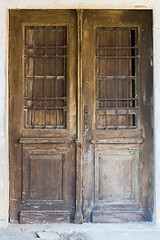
[0,0,160,227]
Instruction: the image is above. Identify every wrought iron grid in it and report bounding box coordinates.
[24,26,67,129]
[96,27,138,129]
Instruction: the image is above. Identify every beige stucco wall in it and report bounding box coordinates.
[1,0,160,227]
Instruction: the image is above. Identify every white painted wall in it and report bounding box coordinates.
[1,0,160,227]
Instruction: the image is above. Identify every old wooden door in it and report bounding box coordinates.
[9,10,77,223]
[9,10,153,223]
[82,10,153,223]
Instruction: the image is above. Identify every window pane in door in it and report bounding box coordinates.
[24,26,67,129]
[96,27,138,129]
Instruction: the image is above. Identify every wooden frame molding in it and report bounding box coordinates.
[91,138,144,144]
[74,9,83,224]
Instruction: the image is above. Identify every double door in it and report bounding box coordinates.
[9,10,153,223]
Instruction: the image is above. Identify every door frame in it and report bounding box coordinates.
[9,9,153,224]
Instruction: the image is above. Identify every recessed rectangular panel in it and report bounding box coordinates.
[99,154,133,201]
[20,210,70,224]
[95,147,139,204]
[92,211,143,223]
[23,154,64,201]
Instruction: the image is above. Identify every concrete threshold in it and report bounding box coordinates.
[0,223,160,240]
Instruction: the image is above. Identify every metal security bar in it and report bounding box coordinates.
[96,27,138,129]
[24,26,67,129]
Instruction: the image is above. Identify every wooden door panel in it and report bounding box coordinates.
[22,149,67,202]
[20,211,71,224]
[82,10,153,223]
[20,142,75,223]
[95,146,139,203]
[92,211,143,223]
[24,154,64,201]
[9,10,76,223]
[21,142,75,206]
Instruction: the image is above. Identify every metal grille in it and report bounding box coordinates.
[96,27,138,129]
[24,26,67,129]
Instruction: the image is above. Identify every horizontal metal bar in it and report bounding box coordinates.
[97,98,137,101]
[26,27,66,31]
[24,126,65,130]
[97,27,137,30]
[96,107,138,110]
[98,76,136,79]
[24,97,67,100]
[25,54,67,58]
[25,45,67,49]
[26,76,65,79]
[96,46,138,50]
[97,126,137,130]
[96,56,138,59]
[24,106,67,110]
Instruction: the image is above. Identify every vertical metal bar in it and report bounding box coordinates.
[115,28,118,128]
[97,29,100,130]
[55,26,58,128]
[33,27,36,128]
[63,27,66,128]
[135,29,138,127]
[127,29,129,128]
[75,9,83,224]
[131,29,136,127]
[105,29,107,128]
[44,26,47,128]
